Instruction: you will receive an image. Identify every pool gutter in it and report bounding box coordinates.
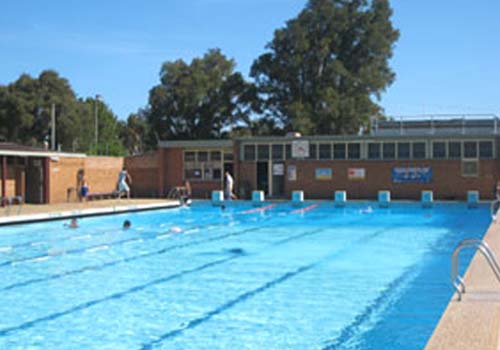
[0,201,180,226]
[426,219,500,350]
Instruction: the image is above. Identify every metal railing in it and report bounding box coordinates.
[1,196,23,216]
[371,113,500,136]
[491,200,500,223]
[451,238,500,301]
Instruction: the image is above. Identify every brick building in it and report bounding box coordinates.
[0,142,124,204]
[4,116,498,203]
[154,116,500,200]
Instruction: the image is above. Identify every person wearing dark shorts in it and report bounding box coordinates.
[80,180,89,202]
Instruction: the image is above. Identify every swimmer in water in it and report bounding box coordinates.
[123,220,131,229]
[170,226,183,233]
[221,205,226,211]
[360,206,373,214]
[65,218,79,229]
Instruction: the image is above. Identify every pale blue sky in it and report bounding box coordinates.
[1,0,499,119]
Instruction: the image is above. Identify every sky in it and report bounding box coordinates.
[1,0,499,120]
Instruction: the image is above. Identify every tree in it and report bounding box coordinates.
[79,97,126,156]
[250,0,399,135]
[119,110,151,155]
[0,70,126,155]
[147,49,255,140]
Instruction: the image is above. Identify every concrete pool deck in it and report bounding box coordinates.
[426,219,500,350]
[0,199,180,226]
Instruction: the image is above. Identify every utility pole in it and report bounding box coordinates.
[94,94,101,153]
[50,103,56,151]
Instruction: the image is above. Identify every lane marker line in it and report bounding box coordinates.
[240,204,277,215]
[291,204,319,214]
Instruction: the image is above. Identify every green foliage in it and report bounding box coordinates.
[79,97,126,156]
[147,49,256,140]
[0,70,126,155]
[250,0,399,135]
[119,110,152,155]
[0,1,400,152]
[0,71,79,146]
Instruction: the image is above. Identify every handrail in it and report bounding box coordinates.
[451,239,500,301]
[491,200,500,223]
[1,196,23,216]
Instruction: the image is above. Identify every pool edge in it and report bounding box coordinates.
[0,201,181,226]
[425,219,500,350]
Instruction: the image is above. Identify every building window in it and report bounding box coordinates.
[272,144,284,160]
[432,142,446,159]
[257,144,270,160]
[347,143,361,159]
[319,143,332,160]
[184,152,196,162]
[203,167,222,180]
[213,168,222,180]
[197,151,208,162]
[210,151,221,161]
[308,143,317,160]
[368,143,381,160]
[479,141,493,159]
[449,141,461,159]
[285,144,292,159]
[185,168,202,180]
[224,152,233,161]
[463,141,477,158]
[244,145,255,161]
[383,143,395,159]
[412,142,426,159]
[183,150,225,181]
[333,143,346,160]
[397,142,410,159]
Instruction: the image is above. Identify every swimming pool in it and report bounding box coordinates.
[0,201,490,350]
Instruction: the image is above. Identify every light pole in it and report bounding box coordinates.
[94,94,101,153]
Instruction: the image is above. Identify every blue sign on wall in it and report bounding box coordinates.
[392,167,432,184]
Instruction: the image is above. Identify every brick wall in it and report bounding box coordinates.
[125,153,159,197]
[49,156,124,203]
[161,145,500,200]
[238,162,256,199]
[84,157,124,193]
[163,148,183,193]
[282,159,499,200]
[49,157,84,203]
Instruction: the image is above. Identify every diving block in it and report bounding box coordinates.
[211,191,224,206]
[421,191,433,208]
[334,191,347,207]
[292,191,304,206]
[378,191,391,208]
[467,191,479,208]
[252,191,265,206]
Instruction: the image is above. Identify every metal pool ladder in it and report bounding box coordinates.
[491,200,500,222]
[451,239,500,301]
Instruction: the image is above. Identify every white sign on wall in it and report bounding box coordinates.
[292,140,309,158]
[287,165,297,181]
[273,163,285,176]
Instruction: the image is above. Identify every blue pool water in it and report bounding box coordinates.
[0,201,491,350]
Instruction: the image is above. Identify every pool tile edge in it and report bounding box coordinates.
[0,201,180,226]
[426,220,500,350]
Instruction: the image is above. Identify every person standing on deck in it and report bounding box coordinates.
[224,171,237,200]
[117,167,132,199]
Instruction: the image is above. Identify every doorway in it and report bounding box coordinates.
[25,158,44,204]
[256,162,269,195]
[271,162,285,197]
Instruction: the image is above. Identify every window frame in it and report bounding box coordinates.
[333,143,346,160]
[319,143,333,160]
